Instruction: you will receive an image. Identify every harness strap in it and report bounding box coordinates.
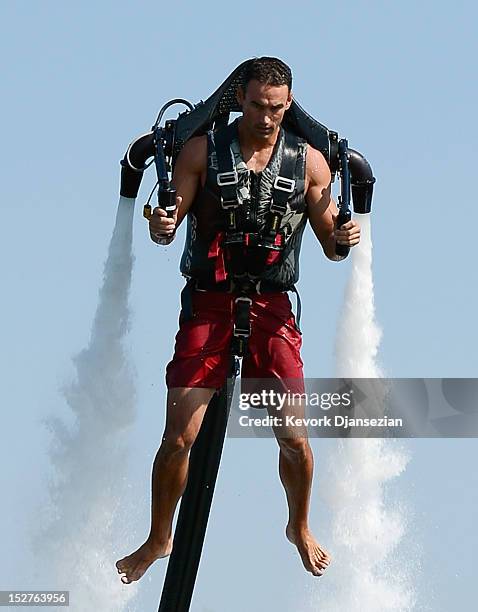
[265,129,299,239]
[214,122,240,231]
[231,294,252,357]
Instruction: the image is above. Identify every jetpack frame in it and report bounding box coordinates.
[119,59,376,612]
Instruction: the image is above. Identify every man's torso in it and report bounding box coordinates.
[179,119,309,291]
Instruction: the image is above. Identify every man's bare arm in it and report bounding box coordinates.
[171,135,207,227]
[305,146,343,260]
[148,135,207,243]
[305,145,361,260]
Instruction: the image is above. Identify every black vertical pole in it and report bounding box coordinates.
[158,356,239,612]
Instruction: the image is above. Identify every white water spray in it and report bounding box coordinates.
[31,197,139,611]
[315,215,415,611]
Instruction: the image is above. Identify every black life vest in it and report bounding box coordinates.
[179,119,308,292]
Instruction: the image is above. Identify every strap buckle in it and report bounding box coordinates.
[269,201,288,215]
[221,198,239,210]
[233,327,250,338]
[273,176,296,193]
[234,295,253,306]
[233,296,252,337]
[223,232,245,245]
[217,170,238,186]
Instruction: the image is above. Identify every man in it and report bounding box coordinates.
[116,57,360,583]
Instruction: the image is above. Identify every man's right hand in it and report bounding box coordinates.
[149,196,182,243]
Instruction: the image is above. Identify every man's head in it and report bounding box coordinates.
[237,57,293,140]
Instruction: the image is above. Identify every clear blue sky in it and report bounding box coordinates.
[1,1,477,610]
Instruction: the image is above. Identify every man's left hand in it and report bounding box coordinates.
[334,216,361,247]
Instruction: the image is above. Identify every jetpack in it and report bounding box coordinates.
[120,59,376,611]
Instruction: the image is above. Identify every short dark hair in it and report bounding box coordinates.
[242,57,292,91]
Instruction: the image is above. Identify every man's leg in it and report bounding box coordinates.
[116,386,216,584]
[271,398,332,577]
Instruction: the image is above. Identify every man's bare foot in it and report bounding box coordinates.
[286,524,331,577]
[116,536,173,584]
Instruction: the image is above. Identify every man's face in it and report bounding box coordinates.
[237,79,292,140]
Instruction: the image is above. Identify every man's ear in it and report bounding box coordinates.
[285,90,293,110]
[236,85,245,107]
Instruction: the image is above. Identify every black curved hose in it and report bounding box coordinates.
[120,132,155,198]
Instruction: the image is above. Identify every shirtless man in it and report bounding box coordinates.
[116,57,360,584]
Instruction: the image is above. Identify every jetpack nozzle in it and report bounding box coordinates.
[348,149,376,214]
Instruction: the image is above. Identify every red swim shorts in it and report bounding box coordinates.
[165,290,305,393]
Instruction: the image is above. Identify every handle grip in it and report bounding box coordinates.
[143,187,177,220]
[159,187,177,218]
[335,210,351,257]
